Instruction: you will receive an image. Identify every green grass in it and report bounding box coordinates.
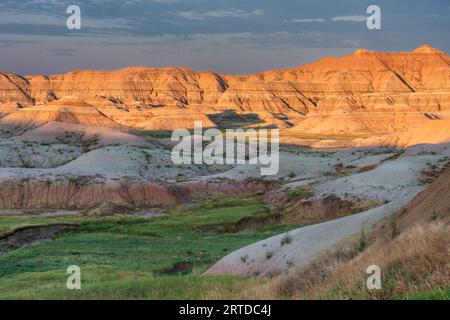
[0,195,301,299]
[281,132,371,141]
[142,130,173,140]
[0,216,79,235]
[287,188,314,201]
[0,266,259,300]
[398,287,450,300]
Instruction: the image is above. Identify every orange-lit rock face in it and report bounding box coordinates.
[0,45,449,133]
[0,96,122,131]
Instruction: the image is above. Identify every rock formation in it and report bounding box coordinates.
[0,96,144,144]
[0,45,448,135]
[0,176,179,209]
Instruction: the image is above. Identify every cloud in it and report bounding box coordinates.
[0,12,134,32]
[47,47,77,56]
[178,9,264,21]
[292,18,325,23]
[332,15,367,22]
[0,38,37,48]
[292,16,368,23]
[0,32,355,75]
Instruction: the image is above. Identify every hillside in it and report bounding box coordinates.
[0,45,449,136]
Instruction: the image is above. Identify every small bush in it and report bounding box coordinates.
[281,234,293,246]
[286,260,295,270]
[390,214,399,239]
[357,229,368,252]
[431,209,438,221]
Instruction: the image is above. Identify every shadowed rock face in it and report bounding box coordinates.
[0,45,449,133]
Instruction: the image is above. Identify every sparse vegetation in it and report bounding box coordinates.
[0,195,300,299]
[213,222,449,300]
[240,255,249,264]
[143,130,173,140]
[286,260,295,270]
[281,234,293,246]
[357,229,368,252]
[431,209,438,221]
[287,188,314,201]
[390,214,399,239]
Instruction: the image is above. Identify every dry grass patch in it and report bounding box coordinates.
[232,221,449,300]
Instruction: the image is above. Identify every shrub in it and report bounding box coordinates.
[281,234,293,246]
[390,214,399,239]
[431,209,438,221]
[357,229,368,252]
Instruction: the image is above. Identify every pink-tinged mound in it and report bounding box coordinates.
[18,122,145,145]
[0,175,179,209]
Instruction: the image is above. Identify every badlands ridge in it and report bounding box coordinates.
[0,44,449,140]
[0,45,449,277]
[0,44,448,209]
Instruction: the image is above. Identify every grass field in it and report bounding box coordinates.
[399,287,450,300]
[1,195,445,300]
[0,196,300,299]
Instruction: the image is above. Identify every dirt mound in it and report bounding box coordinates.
[204,198,412,276]
[19,122,144,145]
[396,165,450,226]
[0,96,122,131]
[397,119,450,147]
[250,167,450,300]
[0,175,179,209]
[351,118,450,150]
[0,96,146,143]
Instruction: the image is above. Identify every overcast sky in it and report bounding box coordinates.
[0,0,449,75]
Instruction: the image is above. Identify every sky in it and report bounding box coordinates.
[0,0,449,75]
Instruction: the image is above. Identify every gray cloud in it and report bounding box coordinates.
[332,15,367,22]
[178,9,264,21]
[292,18,325,23]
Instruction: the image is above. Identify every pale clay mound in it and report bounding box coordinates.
[204,198,412,276]
[0,139,82,168]
[206,163,450,277]
[53,144,220,180]
[19,122,145,145]
[204,147,448,276]
[0,142,234,209]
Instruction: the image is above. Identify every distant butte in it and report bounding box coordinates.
[413,44,444,54]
